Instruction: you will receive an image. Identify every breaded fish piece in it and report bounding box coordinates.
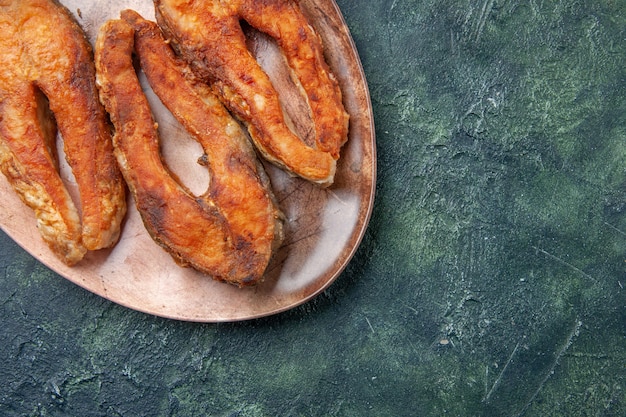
[0,0,126,265]
[154,0,350,186]
[95,16,283,286]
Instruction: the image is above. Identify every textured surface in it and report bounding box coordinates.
[1,0,625,415]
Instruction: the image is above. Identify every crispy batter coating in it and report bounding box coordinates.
[154,0,349,186]
[95,15,283,286]
[0,0,126,265]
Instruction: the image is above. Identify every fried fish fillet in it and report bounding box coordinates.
[0,0,126,265]
[154,0,350,186]
[95,16,283,286]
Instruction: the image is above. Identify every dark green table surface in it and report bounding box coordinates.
[1,0,625,416]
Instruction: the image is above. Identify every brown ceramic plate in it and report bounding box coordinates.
[0,0,375,322]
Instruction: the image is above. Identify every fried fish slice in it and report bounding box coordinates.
[0,0,126,264]
[154,0,350,187]
[96,17,283,286]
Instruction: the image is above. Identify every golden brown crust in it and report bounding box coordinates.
[154,0,349,186]
[0,83,86,264]
[0,0,126,264]
[96,15,283,286]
